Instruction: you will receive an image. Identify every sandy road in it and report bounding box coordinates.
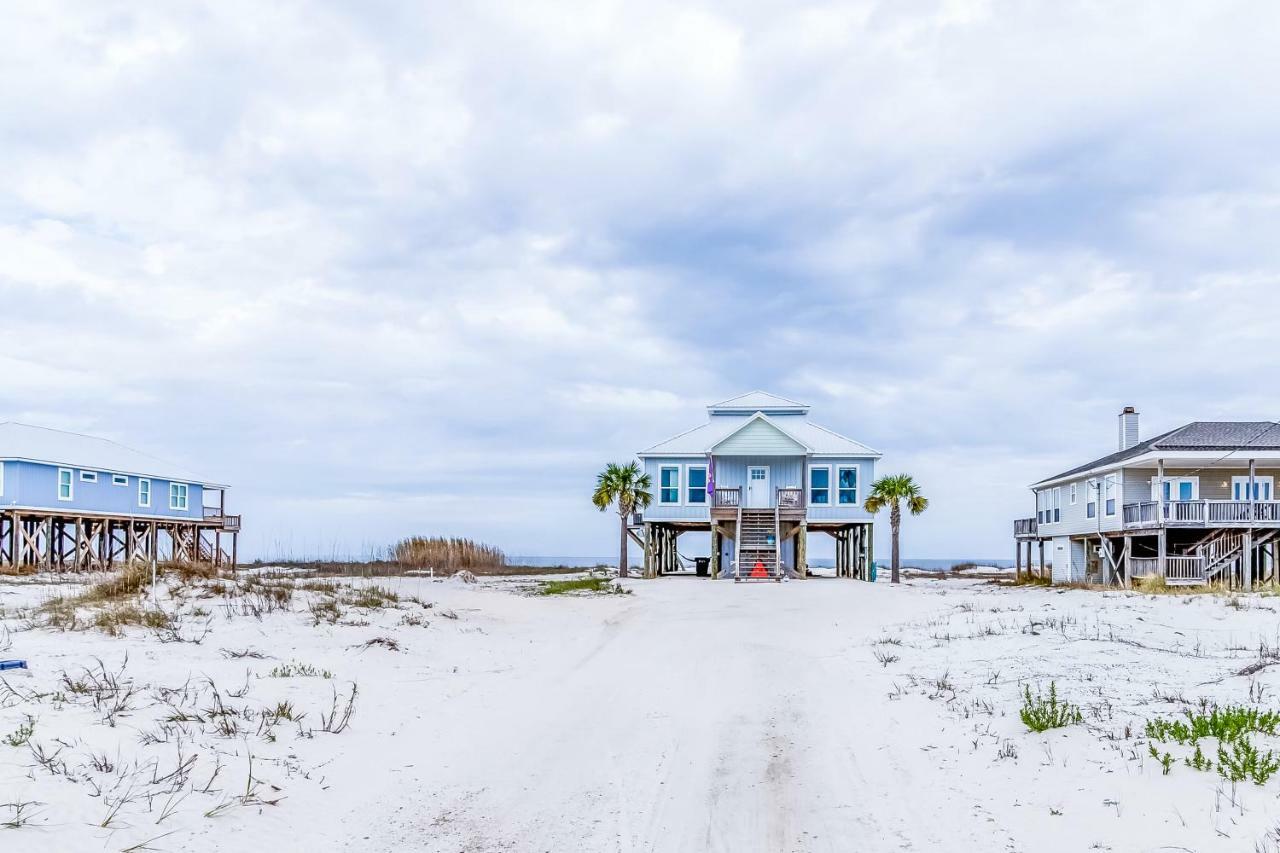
[299,579,1009,853]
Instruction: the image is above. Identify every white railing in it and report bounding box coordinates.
[1124,500,1280,527]
[1165,556,1205,583]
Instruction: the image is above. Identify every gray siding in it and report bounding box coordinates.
[713,419,806,456]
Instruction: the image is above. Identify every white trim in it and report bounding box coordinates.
[1231,475,1274,502]
[1032,449,1280,489]
[138,478,151,508]
[1150,476,1200,501]
[836,465,859,506]
[169,482,189,511]
[1103,474,1119,517]
[0,462,4,497]
[707,412,812,454]
[808,464,832,506]
[112,474,128,486]
[79,470,97,483]
[684,463,708,506]
[658,465,682,506]
[1069,483,1077,505]
[57,468,73,501]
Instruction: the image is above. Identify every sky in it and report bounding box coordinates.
[4,1,1280,563]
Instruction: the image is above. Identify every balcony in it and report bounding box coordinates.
[1014,517,1038,538]
[203,507,242,531]
[1123,500,1280,529]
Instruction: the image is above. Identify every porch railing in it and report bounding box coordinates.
[1129,557,1158,577]
[776,487,804,509]
[712,488,741,508]
[1014,517,1037,536]
[203,507,242,531]
[1166,556,1205,583]
[1123,500,1280,527]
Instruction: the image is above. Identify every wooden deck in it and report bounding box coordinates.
[1122,500,1280,529]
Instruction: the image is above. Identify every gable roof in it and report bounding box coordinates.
[709,412,811,454]
[707,390,810,415]
[0,422,224,488]
[639,405,881,458]
[1035,421,1280,486]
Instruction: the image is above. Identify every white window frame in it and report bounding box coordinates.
[808,465,832,506]
[1150,476,1200,502]
[685,464,707,505]
[112,474,128,486]
[138,478,151,508]
[58,468,74,501]
[0,463,4,496]
[169,482,189,511]
[1103,474,1118,517]
[658,466,681,506]
[1051,486,1061,523]
[1231,476,1274,502]
[837,466,858,506]
[1069,483,1078,505]
[80,470,98,483]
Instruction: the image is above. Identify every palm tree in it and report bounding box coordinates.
[864,474,928,584]
[592,462,653,579]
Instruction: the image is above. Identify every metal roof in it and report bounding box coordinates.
[640,409,880,457]
[0,422,224,488]
[706,390,810,414]
[1036,421,1280,484]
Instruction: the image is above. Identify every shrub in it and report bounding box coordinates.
[1147,704,1280,785]
[391,536,505,571]
[1020,683,1083,732]
[537,576,625,596]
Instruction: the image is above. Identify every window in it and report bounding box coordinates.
[169,482,189,511]
[809,466,830,505]
[1069,483,1077,505]
[659,467,680,504]
[138,478,151,508]
[1051,487,1061,522]
[1152,477,1200,502]
[838,467,858,505]
[1232,476,1274,501]
[687,466,707,504]
[0,463,4,496]
[80,470,97,483]
[112,474,128,486]
[1086,480,1097,519]
[58,468,73,501]
[1104,475,1117,516]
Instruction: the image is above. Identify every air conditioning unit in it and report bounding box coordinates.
[630,512,643,526]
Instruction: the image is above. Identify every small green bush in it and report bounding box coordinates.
[538,577,625,596]
[1146,704,1280,785]
[1020,683,1083,732]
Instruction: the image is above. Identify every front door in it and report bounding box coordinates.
[747,466,770,507]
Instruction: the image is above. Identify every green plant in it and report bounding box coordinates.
[3,716,34,747]
[1019,683,1083,732]
[1146,704,1280,785]
[1217,738,1280,785]
[268,662,333,679]
[593,461,653,579]
[537,576,625,596]
[863,474,929,584]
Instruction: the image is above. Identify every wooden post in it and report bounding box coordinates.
[709,524,719,580]
[1038,540,1045,580]
[1015,538,1023,582]
[642,522,653,578]
[1157,529,1167,579]
[1243,529,1253,591]
[1123,535,1133,588]
[796,523,807,578]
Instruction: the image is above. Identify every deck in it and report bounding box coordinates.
[710,487,807,521]
[1122,500,1280,529]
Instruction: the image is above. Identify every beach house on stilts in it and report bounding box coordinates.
[1016,408,1280,588]
[0,423,239,572]
[635,392,880,580]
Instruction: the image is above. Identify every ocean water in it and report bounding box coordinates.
[509,555,1013,571]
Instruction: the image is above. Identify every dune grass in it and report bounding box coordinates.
[391,537,505,572]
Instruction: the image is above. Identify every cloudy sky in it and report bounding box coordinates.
[4,1,1280,562]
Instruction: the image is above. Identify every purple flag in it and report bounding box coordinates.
[707,456,715,497]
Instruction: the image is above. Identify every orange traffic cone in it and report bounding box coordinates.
[750,560,769,579]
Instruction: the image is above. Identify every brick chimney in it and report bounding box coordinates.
[1118,406,1139,451]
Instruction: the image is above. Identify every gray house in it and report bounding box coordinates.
[636,391,879,580]
[1016,408,1280,588]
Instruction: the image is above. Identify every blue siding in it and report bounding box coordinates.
[0,460,203,519]
[641,454,875,522]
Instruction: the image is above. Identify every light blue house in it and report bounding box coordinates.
[636,392,879,580]
[0,423,238,571]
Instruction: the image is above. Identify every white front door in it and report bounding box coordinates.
[746,466,770,507]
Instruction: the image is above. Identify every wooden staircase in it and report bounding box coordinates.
[735,506,782,582]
